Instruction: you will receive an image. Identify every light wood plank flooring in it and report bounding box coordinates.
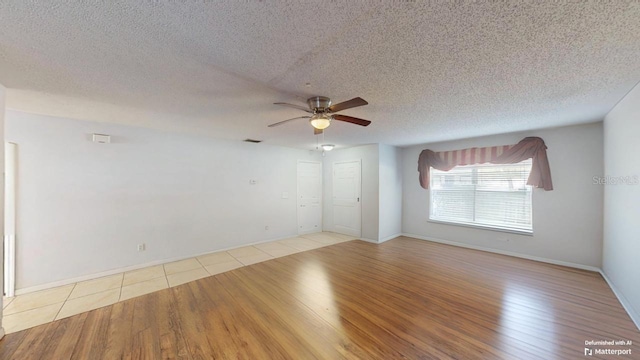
[1,236,638,359]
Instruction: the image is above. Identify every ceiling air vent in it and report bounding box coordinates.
[243,139,262,143]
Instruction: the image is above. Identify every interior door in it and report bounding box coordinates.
[297,161,322,235]
[332,160,361,237]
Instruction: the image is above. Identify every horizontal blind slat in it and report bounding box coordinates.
[429,159,533,232]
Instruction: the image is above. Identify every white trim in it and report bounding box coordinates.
[0,327,4,340]
[378,233,402,243]
[402,233,640,332]
[401,233,601,272]
[4,142,17,297]
[14,234,298,296]
[3,235,15,297]
[599,270,640,331]
[358,237,379,244]
[427,219,533,236]
[400,233,640,329]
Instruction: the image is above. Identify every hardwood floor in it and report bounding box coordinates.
[1,236,638,359]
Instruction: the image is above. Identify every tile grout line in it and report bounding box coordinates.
[164,259,210,288]
[164,259,208,277]
[2,296,15,310]
[3,284,123,318]
[194,256,215,276]
[118,273,124,302]
[162,262,170,288]
[53,282,78,321]
[56,284,123,321]
[226,251,243,263]
[253,246,271,256]
[274,241,300,252]
[228,246,274,265]
[224,251,249,270]
[258,241,294,255]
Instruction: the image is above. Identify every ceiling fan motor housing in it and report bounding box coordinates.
[308,96,332,113]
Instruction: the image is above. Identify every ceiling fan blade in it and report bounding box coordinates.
[314,128,323,135]
[268,116,311,127]
[274,102,312,113]
[333,114,372,127]
[328,97,368,113]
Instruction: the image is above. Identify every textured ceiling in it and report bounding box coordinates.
[1,1,639,149]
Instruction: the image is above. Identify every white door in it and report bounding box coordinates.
[297,161,322,235]
[332,160,361,237]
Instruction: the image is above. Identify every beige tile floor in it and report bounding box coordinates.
[1,232,355,334]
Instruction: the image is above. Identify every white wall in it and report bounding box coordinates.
[6,110,321,290]
[0,84,6,338]
[378,144,402,241]
[603,83,640,327]
[322,144,379,241]
[402,122,604,268]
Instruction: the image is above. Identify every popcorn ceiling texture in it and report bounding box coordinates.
[0,1,638,148]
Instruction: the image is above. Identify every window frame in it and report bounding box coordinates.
[427,161,534,235]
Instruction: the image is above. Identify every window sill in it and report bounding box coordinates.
[427,219,533,236]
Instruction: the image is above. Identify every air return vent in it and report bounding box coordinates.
[243,139,262,143]
[92,133,111,143]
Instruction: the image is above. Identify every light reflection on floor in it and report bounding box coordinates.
[295,259,342,329]
[498,282,558,355]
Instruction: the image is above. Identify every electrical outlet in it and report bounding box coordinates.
[265,225,269,230]
[137,243,146,251]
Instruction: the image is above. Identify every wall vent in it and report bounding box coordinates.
[243,139,262,143]
[92,133,111,143]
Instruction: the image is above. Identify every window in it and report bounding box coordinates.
[429,159,533,233]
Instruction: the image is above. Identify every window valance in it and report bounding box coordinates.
[418,136,553,190]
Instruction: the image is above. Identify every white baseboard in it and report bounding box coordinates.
[298,229,323,236]
[401,233,601,272]
[358,234,402,244]
[378,233,402,243]
[599,270,640,331]
[14,234,299,296]
[402,232,640,331]
[0,327,5,340]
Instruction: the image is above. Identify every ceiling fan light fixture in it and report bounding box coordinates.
[309,113,332,130]
[321,144,335,151]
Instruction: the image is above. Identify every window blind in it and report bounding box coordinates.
[429,159,533,233]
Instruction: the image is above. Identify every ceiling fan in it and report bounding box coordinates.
[269,96,371,135]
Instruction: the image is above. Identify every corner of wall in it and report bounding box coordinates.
[0,83,6,338]
[602,80,640,331]
[599,270,640,330]
[377,144,403,242]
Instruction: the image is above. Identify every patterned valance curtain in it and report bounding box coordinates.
[418,136,553,190]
